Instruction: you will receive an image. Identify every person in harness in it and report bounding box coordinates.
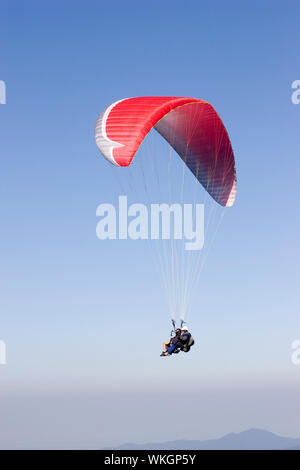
[160,323,194,356]
[160,328,182,356]
[180,325,194,352]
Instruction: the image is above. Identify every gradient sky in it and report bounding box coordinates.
[0,0,299,449]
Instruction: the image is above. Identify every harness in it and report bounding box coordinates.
[170,319,195,354]
[182,333,195,352]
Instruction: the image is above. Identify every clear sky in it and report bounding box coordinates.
[0,0,299,449]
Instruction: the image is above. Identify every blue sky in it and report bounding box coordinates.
[0,0,299,449]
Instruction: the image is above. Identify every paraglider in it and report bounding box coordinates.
[95,96,237,354]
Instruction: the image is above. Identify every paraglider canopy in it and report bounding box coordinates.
[95,96,237,207]
[95,96,237,324]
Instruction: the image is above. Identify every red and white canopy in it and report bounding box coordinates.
[95,96,236,206]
